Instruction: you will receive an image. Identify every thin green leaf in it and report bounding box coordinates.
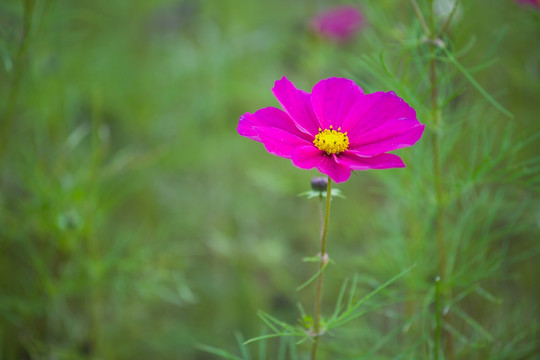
[256,311,281,334]
[288,337,299,360]
[453,306,495,342]
[347,274,358,309]
[327,265,415,329]
[257,330,267,360]
[296,262,329,291]
[331,278,349,320]
[257,311,293,330]
[195,344,243,360]
[298,188,344,199]
[234,333,251,360]
[442,47,513,118]
[277,335,287,360]
[475,286,503,305]
[243,333,296,346]
[296,302,307,319]
[302,255,321,262]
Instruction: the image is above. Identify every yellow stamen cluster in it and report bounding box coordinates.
[313,125,349,155]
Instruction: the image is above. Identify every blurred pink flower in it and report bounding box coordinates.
[238,77,425,183]
[516,0,540,7]
[310,6,364,41]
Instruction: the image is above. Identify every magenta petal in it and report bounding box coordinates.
[351,123,425,155]
[238,113,261,141]
[311,77,364,130]
[342,91,418,139]
[318,155,352,183]
[238,107,311,142]
[256,127,311,159]
[291,146,351,182]
[335,151,405,170]
[292,146,324,169]
[272,77,320,136]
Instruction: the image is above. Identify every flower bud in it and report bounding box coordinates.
[310,177,328,192]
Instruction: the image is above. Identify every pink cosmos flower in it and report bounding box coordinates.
[238,77,425,183]
[310,6,364,42]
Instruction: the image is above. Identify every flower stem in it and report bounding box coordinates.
[318,194,324,238]
[310,177,332,360]
[427,6,446,284]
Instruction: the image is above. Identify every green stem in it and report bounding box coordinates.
[310,177,332,360]
[430,45,445,285]
[426,0,446,282]
[318,194,324,239]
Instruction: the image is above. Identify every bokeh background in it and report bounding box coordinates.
[1,0,539,359]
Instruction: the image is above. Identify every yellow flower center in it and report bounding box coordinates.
[313,126,349,155]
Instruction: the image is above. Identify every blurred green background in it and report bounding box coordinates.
[1,0,539,359]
